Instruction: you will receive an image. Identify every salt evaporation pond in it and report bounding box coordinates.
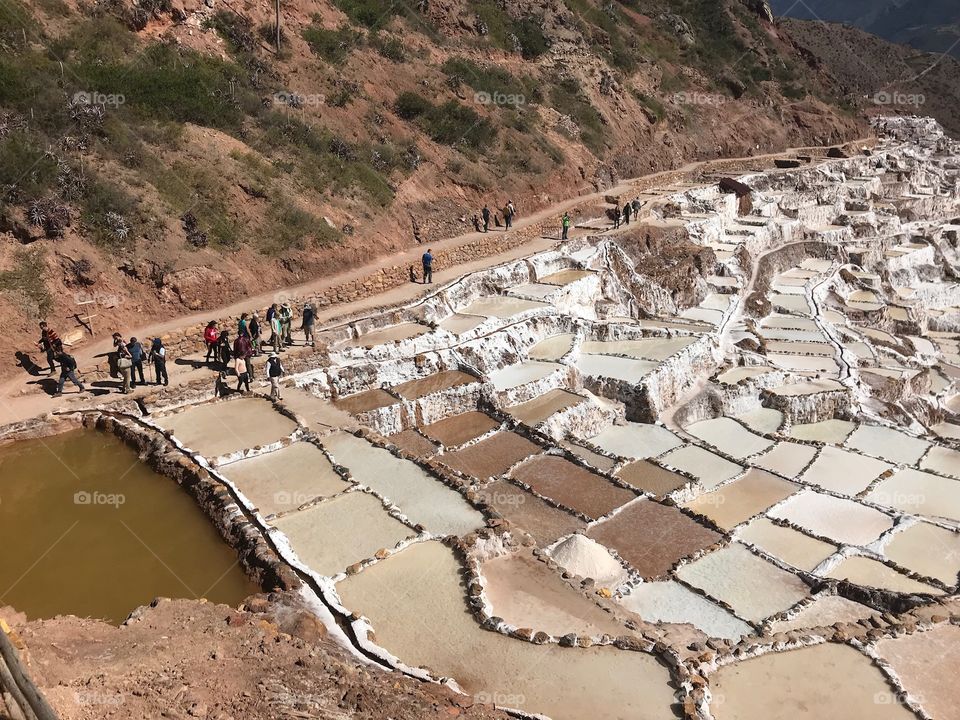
[528,334,576,360]
[685,417,774,460]
[339,322,429,347]
[508,389,584,425]
[0,430,256,623]
[882,521,960,585]
[489,360,558,391]
[587,422,683,459]
[575,354,658,383]
[769,490,894,546]
[736,518,835,571]
[617,580,752,641]
[337,541,677,720]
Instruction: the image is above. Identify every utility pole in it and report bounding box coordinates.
[275,0,281,53]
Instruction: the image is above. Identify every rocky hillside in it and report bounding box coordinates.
[0,0,868,370]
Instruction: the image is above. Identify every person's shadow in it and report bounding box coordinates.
[15,351,44,376]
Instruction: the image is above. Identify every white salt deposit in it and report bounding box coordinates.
[845,425,931,465]
[769,490,894,546]
[686,417,774,460]
[617,580,753,641]
[548,534,628,589]
[587,423,683,460]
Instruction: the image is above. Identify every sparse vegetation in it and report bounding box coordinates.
[302,22,358,65]
[0,247,53,317]
[549,77,606,153]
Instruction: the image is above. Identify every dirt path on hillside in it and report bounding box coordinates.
[0,139,873,427]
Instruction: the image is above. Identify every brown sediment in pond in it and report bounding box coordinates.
[616,460,689,496]
[510,455,636,520]
[421,411,499,447]
[683,469,797,531]
[0,428,257,624]
[392,370,477,401]
[387,429,439,459]
[440,431,542,479]
[152,397,298,457]
[710,643,917,720]
[477,480,585,546]
[561,441,619,472]
[876,624,960,720]
[588,500,721,579]
[480,550,628,637]
[333,388,397,414]
[508,389,583,425]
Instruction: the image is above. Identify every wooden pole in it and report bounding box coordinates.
[275,0,281,53]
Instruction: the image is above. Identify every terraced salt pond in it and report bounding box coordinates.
[336,541,677,720]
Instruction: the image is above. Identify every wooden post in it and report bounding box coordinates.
[275,0,281,53]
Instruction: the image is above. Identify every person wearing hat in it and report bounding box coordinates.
[279,302,293,346]
[266,352,284,400]
[149,338,169,386]
[302,302,316,347]
[270,310,283,353]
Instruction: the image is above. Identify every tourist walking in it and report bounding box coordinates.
[267,352,284,400]
[270,311,283,353]
[504,200,516,229]
[249,313,262,355]
[52,349,85,397]
[613,203,621,229]
[238,312,250,338]
[113,332,132,394]
[217,330,232,369]
[623,202,631,225]
[422,248,433,284]
[279,303,293,345]
[203,321,219,364]
[149,338,169,386]
[266,303,278,346]
[561,212,571,240]
[37,322,61,374]
[235,356,250,392]
[233,332,254,379]
[302,302,316,346]
[631,198,641,216]
[127,337,146,389]
[481,205,491,232]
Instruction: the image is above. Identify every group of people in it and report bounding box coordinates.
[203,301,309,399]
[612,198,642,229]
[472,200,517,234]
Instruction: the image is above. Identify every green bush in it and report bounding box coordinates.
[549,78,605,153]
[513,16,549,59]
[441,57,530,99]
[302,24,358,64]
[331,0,401,29]
[371,32,406,62]
[0,0,34,50]
[0,247,52,318]
[422,100,495,150]
[394,91,431,119]
[204,10,257,55]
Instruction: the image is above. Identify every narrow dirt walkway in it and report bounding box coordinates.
[0,139,872,426]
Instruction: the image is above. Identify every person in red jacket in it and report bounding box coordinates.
[203,321,219,364]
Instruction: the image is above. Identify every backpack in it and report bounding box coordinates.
[60,354,77,371]
[267,357,283,377]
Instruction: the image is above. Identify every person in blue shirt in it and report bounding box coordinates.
[422,248,433,284]
[127,337,145,388]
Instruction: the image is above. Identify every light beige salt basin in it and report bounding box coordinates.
[767,594,876,633]
[422,412,499,447]
[489,360,559,391]
[752,442,818,479]
[676,542,809,622]
[680,307,724,325]
[540,269,594,285]
[717,366,773,385]
[683,470,797,531]
[736,518,835,572]
[562,441,618,472]
[154,398,298,457]
[735,408,783,435]
[528,333,576,361]
[508,389,584,426]
[438,313,486,335]
[768,378,844,396]
[338,322,429,348]
[700,293,733,311]
[685,417,774,460]
[764,340,835,356]
[575,354,658,383]
[789,419,856,444]
[271,492,414,577]
[638,318,712,333]
[769,294,812,315]
[580,336,696,361]
[322,432,485,536]
[279,387,355,432]
[757,327,827,342]
[337,541,676,720]
[876,624,960,720]
[508,282,562,301]
[219,442,351,516]
[710,643,916,720]
[845,425,931,465]
[769,490,894,546]
[824,556,942,595]
[920,444,960,478]
[761,315,820,331]
[658,445,743,490]
[867,468,960,523]
[587,422,683,460]
[883,521,960,585]
[617,580,753,641]
[459,296,551,319]
[480,550,626,637]
[843,341,875,361]
[931,421,960,440]
[767,354,838,374]
[800,258,833,273]
[547,533,629,589]
[799,446,892,496]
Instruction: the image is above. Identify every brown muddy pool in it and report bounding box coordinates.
[0,429,256,624]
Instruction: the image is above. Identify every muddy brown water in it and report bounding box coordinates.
[0,430,256,624]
